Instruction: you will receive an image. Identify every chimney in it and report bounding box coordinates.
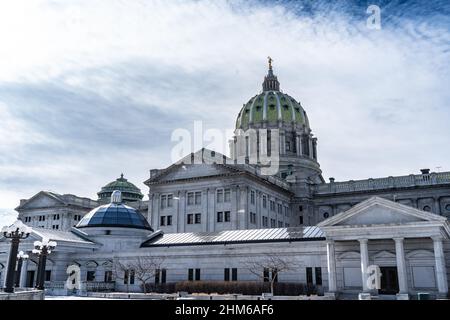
[329,177,335,183]
[420,168,430,175]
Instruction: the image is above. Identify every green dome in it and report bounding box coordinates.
[97,174,143,202]
[235,91,310,130]
[235,62,310,130]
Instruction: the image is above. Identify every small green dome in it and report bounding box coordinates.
[235,91,310,130]
[235,63,310,130]
[97,174,143,202]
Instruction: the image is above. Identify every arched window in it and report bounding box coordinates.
[423,205,431,212]
[323,212,329,219]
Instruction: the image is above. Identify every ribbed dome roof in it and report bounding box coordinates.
[235,91,310,130]
[97,174,143,202]
[76,203,152,230]
[235,60,310,130]
[77,190,152,230]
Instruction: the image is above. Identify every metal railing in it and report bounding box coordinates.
[44,281,115,292]
[314,172,450,195]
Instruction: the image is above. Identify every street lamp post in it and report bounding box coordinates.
[15,251,29,287]
[32,238,57,290]
[1,220,32,293]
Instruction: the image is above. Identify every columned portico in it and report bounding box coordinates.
[432,236,448,295]
[318,197,450,298]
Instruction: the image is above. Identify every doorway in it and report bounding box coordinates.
[379,267,399,295]
[26,270,35,288]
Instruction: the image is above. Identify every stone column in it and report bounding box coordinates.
[326,240,337,292]
[152,193,160,228]
[359,239,370,292]
[280,131,286,155]
[202,189,208,232]
[175,191,180,233]
[19,257,29,287]
[432,236,448,295]
[208,188,216,232]
[231,186,238,230]
[178,191,186,233]
[296,133,301,156]
[394,238,408,294]
[308,137,313,159]
[238,186,248,230]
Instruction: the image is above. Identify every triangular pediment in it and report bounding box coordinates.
[16,191,66,210]
[150,163,240,183]
[318,197,447,227]
[145,149,242,184]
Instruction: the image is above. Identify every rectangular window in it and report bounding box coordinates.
[195,192,201,205]
[315,267,322,286]
[278,221,283,228]
[262,196,267,209]
[45,270,51,282]
[224,189,231,202]
[195,213,201,224]
[167,215,172,226]
[278,204,282,214]
[187,193,194,205]
[160,216,166,226]
[161,195,167,209]
[270,201,275,211]
[306,267,313,285]
[224,268,230,281]
[250,212,256,224]
[285,141,291,152]
[52,225,59,230]
[299,216,303,225]
[188,269,194,281]
[250,191,255,205]
[271,219,276,228]
[124,270,129,285]
[262,216,268,227]
[217,212,223,223]
[187,214,194,224]
[195,269,201,281]
[155,269,160,284]
[86,271,95,282]
[285,207,289,216]
[167,195,173,207]
[232,268,237,281]
[129,270,135,285]
[217,189,224,203]
[224,211,231,222]
[263,268,270,282]
[104,271,113,282]
[161,269,166,284]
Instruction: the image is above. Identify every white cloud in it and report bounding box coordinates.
[0,0,449,222]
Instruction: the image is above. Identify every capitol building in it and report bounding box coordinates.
[1,62,450,299]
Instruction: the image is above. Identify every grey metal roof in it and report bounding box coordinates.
[142,227,324,247]
[32,228,95,245]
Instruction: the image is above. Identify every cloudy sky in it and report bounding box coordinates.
[0,0,449,226]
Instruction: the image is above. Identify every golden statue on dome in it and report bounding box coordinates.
[267,56,273,70]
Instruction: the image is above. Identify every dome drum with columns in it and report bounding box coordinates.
[231,58,323,183]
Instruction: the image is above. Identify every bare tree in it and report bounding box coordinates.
[242,253,297,296]
[113,256,165,294]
